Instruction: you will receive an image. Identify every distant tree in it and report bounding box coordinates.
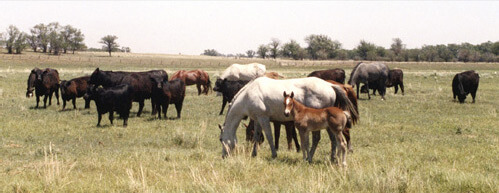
[305,34,341,60]
[100,35,120,57]
[492,41,499,55]
[246,50,255,58]
[69,28,85,54]
[355,40,377,60]
[27,34,38,52]
[48,22,64,55]
[281,39,307,60]
[269,38,280,59]
[4,25,28,54]
[390,38,405,56]
[257,44,268,59]
[31,23,50,53]
[435,45,453,62]
[121,47,131,53]
[421,45,440,62]
[202,49,221,56]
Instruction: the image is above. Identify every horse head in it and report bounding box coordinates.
[283,91,295,117]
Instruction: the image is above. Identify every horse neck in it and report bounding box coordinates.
[291,98,308,117]
[222,108,244,141]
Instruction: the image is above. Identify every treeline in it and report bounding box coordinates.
[204,35,499,63]
[0,23,85,55]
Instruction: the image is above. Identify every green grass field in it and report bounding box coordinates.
[1,52,498,192]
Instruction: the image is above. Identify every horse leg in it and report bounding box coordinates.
[298,128,308,161]
[196,84,202,95]
[258,117,277,158]
[356,83,360,99]
[309,131,321,162]
[344,128,353,153]
[325,128,337,163]
[334,129,348,166]
[219,98,227,115]
[289,123,300,152]
[273,122,280,151]
[251,121,263,157]
[366,84,371,100]
[137,100,144,117]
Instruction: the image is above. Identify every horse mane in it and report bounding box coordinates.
[348,62,363,84]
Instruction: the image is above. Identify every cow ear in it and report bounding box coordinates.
[95,68,100,72]
[290,91,294,98]
[283,91,287,98]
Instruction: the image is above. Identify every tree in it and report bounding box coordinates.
[355,40,377,60]
[305,34,341,60]
[27,34,38,52]
[246,50,255,58]
[4,25,27,54]
[435,45,453,62]
[390,38,405,56]
[281,39,307,60]
[31,24,49,53]
[14,32,28,54]
[202,49,221,56]
[48,22,64,55]
[66,27,85,54]
[257,44,268,59]
[492,41,499,55]
[100,35,119,57]
[269,38,280,59]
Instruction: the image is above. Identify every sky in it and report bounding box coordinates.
[0,1,498,55]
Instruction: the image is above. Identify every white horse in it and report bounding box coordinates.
[219,77,358,158]
[220,63,266,81]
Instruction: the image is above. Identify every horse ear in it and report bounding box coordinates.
[283,91,287,98]
[290,91,294,98]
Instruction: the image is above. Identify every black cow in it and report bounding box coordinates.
[84,84,134,127]
[150,79,186,119]
[213,78,249,115]
[307,68,346,84]
[27,68,60,108]
[361,69,405,95]
[88,68,167,116]
[452,70,479,103]
[60,76,91,110]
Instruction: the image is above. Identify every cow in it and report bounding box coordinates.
[213,78,249,115]
[88,68,168,116]
[361,68,405,95]
[150,79,186,119]
[60,76,91,110]
[84,84,134,127]
[307,68,346,84]
[452,70,479,103]
[27,68,60,108]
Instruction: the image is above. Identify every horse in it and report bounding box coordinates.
[264,72,284,79]
[283,91,350,166]
[348,62,389,100]
[170,69,211,95]
[218,77,358,159]
[219,63,266,81]
[27,68,60,108]
[308,68,346,84]
[452,70,479,103]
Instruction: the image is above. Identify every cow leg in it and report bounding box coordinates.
[109,111,114,125]
[309,131,321,162]
[162,103,167,119]
[97,113,102,126]
[366,84,371,100]
[400,82,405,95]
[48,92,53,106]
[55,88,60,105]
[175,102,183,118]
[471,90,477,103]
[62,99,67,110]
[196,84,202,95]
[43,95,48,108]
[273,122,280,151]
[156,103,162,119]
[137,100,144,117]
[151,99,157,115]
[36,95,40,108]
[219,98,227,115]
[72,97,76,109]
[84,98,90,109]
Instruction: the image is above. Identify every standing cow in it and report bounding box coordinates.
[151,78,186,119]
[361,68,404,95]
[26,68,60,108]
[307,68,346,84]
[60,76,91,110]
[452,70,479,103]
[84,84,134,127]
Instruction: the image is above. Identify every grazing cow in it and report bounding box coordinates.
[348,62,389,100]
[218,77,358,159]
[88,68,167,116]
[27,68,60,108]
[170,69,211,95]
[151,78,186,119]
[264,72,284,79]
[308,68,346,84]
[84,84,134,127]
[213,78,249,115]
[60,76,91,110]
[452,70,479,103]
[245,120,300,152]
[283,91,350,165]
[220,63,266,81]
[360,68,404,96]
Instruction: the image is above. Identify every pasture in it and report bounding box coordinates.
[1,52,498,192]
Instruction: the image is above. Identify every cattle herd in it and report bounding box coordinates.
[26,62,480,166]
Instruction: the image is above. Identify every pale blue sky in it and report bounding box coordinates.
[1,1,498,55]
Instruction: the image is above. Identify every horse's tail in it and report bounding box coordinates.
[332,85,359,125]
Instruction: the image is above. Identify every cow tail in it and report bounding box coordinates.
[333,85,359,125]
[206,77,212,94]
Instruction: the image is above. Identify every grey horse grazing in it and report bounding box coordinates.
[348,62,389,100]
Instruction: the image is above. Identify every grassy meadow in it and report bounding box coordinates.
[0,52,498,192]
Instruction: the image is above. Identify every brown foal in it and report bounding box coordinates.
[283,91,350,166]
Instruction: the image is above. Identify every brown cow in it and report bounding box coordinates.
[60,76,91,110]
[27,68,60,108]
[308,68,346,84]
